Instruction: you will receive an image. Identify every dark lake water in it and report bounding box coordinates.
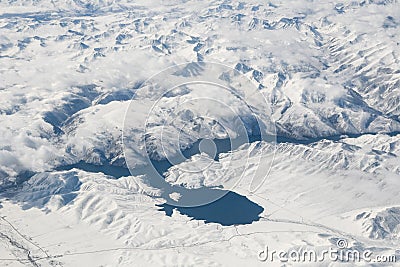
[55,131,400,225]
[158,191,263,225]
[58,135,268,226]
[59,160,264,225]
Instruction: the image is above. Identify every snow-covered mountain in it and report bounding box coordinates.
[0,0,399,266]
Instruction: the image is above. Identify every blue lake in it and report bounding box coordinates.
[58,135,268,226]
[31,131,400,225]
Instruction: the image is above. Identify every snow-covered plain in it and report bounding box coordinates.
[1,0,400,266]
